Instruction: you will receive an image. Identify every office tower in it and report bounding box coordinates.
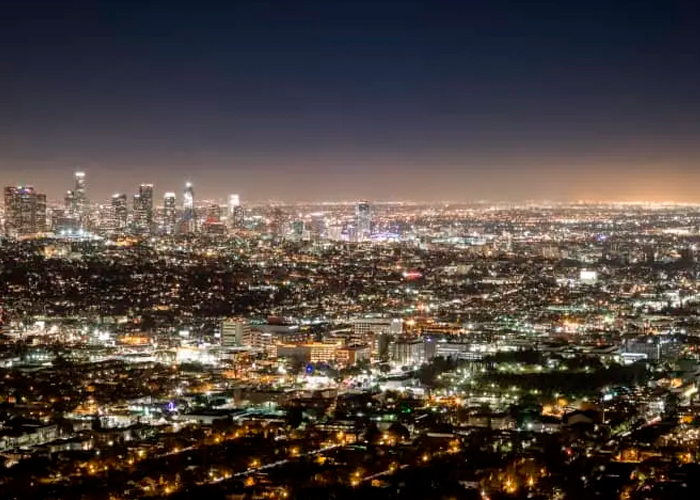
[132,193,141,230]
[133,184,154,234]
[229,194,240,210]
[4,186,47,237]
[64,190,75,213]
[221,318,251,347]
[356,200,372,242]
[390,337,425,366]
[231,205,245,228]
[111,194,128,232]
[183,182,196,233]
[227,194,244,229]
[163,192,177,235]
[290,219,304,241]
[36,193,47,234]
[228,194,243,228]
[62,171,87,227]
[74,171,86,207]
[206,203,222,223]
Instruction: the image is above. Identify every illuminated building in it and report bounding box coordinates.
[74,171,86,216]
[352,318,402,343]
[290,220,304,241]
[336,345,371,366]
[110,193,128,232]
[183,182,196,233]
[229,194,240,210]
[64,190,75,215]
[63,171,87,227]
[206,203,222,223]
[390,338,425,365]
[355,200,372,241]
[275,342,341,363]
[163,192,177,235]
[132,184,154,234]
[3,186,47,237]
[221,318,251,347]
[229,194,244,229]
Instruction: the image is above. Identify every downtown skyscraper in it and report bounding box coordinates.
[64,171,87,227]
[229,194,244,229]
[182,182,196,233]
[132,184,154,235]
[3,186,47,237]
[356,201,372,242]
[163,192,177,235]
[110,193,128,233]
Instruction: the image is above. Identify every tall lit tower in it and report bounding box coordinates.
[133,184,154,234]
[74,171,86,222]
[228,194,244,229]
[163,192,177,234]
[111,193,128,232]
[183,182,195,233]
[356,201,372,242]
[4,186,47,237]
[229,194,240,210]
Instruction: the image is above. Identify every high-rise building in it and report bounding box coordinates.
[64,190,75,214]
[63,171,87,228]
[111,193,128,232]
[182,182,196,233]
[290,219,304,241]
[74,171,86,206]
[229,194,240,209]
[133,184,154,234]
[72,171,87,223]
[356,201,372,241]
[221,318,251,347]
[4,186,47,237]
[391,337,425,366]
[228,194,244,229]
[132,193,140,228]
[232,205,245,229]
[206,203,222,223]
[163,192,177,235]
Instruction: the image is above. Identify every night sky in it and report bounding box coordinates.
[2,0,699,202]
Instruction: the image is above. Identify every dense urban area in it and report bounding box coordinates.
[3,173,700,500]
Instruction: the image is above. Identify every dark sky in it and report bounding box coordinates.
[2,0,700,202]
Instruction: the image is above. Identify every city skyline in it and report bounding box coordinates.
[2,0,700,202]
[9,167,700,206]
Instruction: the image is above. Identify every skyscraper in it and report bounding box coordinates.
[4,186,47,237]
[163,192,177,235]
[133,184,154,234]
[64,190,75,214]
[74,171,86,208]
[183,182,196,233]
[111,193,128,232]
[356,201,372,242]
[229,194,244,229]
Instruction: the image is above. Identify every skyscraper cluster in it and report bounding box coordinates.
[3,186,47,237]
[113,181,195,236]
[3,171,248,239]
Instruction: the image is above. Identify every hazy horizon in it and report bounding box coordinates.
[3,0,700,203]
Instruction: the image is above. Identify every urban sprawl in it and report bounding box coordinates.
[2,172,700,500]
